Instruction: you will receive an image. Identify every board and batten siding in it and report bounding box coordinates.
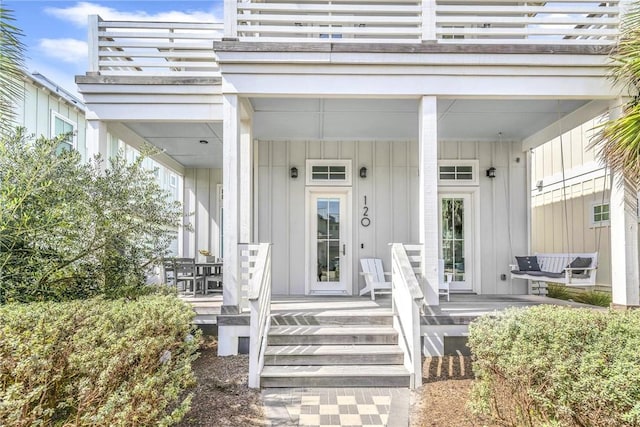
[256,140,419,296]
[256,138,528,296]
[439,139,528,295]
[16,79,87,161]
[183,168,223,259]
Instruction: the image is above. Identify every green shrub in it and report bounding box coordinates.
[0,128,183,303]
[0,294,201,426]
[547,283,572,300]
[573,290,612,307]
[469,305,640,426]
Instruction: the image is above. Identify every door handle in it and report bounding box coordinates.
[342,244,346,256]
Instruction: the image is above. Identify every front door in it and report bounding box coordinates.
[307,190,351,294]
[439,194,473,292]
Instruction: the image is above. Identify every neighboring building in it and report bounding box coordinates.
[531,115,613,291]
[74,2,638,386]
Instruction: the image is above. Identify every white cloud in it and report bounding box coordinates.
[44,1,220,27]
[38,38,88,66]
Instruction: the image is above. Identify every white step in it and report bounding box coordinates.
[268,325,398,345]
[271,312,393,326]
[261,364,410,387]
[264,344,404,365]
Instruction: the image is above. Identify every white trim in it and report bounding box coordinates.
[438,160,479,186]
[50,110,77,149]
[305,159,352,186]
[305,186,353,295]
[590,200,611,228]
[217,183,224,258]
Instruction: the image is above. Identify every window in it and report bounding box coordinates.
[306,160,352,186]
[438,160,479,186]
[169,173,178,188]
[591,202,610,227]
[50,111,76,154]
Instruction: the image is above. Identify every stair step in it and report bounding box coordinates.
[268,325,398,345]
[271,312,393,326]
[261,365,410,387]
[264,344,404,365]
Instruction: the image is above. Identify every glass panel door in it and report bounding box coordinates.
[440,194,473,291]
[308,191,350,294]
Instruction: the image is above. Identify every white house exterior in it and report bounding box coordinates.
[75,1,639,377]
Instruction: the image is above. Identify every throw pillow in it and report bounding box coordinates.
[515,256,541,272]
[566,257,592,275]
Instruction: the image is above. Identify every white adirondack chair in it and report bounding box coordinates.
[359,258,392,300]
[439,259,452,301]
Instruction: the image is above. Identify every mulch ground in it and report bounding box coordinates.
[179,338,498,426]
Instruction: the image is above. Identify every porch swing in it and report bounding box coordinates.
[510,108,601,291]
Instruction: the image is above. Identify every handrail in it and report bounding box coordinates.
[247,243,272,388]
[390,243,424,389]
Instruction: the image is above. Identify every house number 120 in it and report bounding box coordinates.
[361,196,370,227]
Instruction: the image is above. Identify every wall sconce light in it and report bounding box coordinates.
[486,167,496,178]
[536,180,544,192]
[359,166,367,179]
[290,167,298,179]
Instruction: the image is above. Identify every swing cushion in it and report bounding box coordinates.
[515,256,541,272]
[566,257,592,275]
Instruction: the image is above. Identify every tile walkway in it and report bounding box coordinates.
[262,387,410,427]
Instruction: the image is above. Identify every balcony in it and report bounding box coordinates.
[87,0,619,77]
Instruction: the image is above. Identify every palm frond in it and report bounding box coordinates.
[0,7,26,137]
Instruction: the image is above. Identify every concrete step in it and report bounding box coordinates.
[270,312,393,326]
[261,364,410,387]
[268,325,398,345]
[264,344,404,366]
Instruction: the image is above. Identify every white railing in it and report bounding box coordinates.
[246,243,272,388]
[390,243,425,389]
[88,15,223,77]
[231,0,620,44]
[435,0,620,45]
[235,0,423,43]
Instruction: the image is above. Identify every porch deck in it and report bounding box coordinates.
[180,293,601,326]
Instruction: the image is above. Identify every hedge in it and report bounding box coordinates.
[0,294,201,426]
[469,305,640,427]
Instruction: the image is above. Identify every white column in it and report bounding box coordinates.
[422,0,436,41]
[222,94,241,310]
[87,15,101,75]
[86,119,108,165]
[609,99,640,307]
[224,0,238,39]
[419,96,440,306]
[239,118,252,243]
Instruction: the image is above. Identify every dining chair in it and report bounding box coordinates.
[161,258,176,287]
[174,258,204,296]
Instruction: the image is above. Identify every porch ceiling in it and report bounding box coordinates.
[122,98,589,169]
[124,122,223,169]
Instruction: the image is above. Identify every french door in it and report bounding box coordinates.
[307,190,351,294]
[439,193,473,292]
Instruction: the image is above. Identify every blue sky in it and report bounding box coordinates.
[6,1,223,98]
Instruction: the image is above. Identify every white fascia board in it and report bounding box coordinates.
[108,122,185,175]
[78,83,222,95]
[215,51,609,67]
[85,103,223,122]
[81,93,222,105]
[220,62,609,78]
[522,100,610,151]
[221,73,616,98]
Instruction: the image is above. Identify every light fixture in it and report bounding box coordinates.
[359,166,367,179]
[199,140,209,144]
[290,167,298,179]
[486,167,496,178]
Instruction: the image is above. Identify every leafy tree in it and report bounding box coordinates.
[0,128,183,302]
[591,5,640,185]
[0,7,25,136]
